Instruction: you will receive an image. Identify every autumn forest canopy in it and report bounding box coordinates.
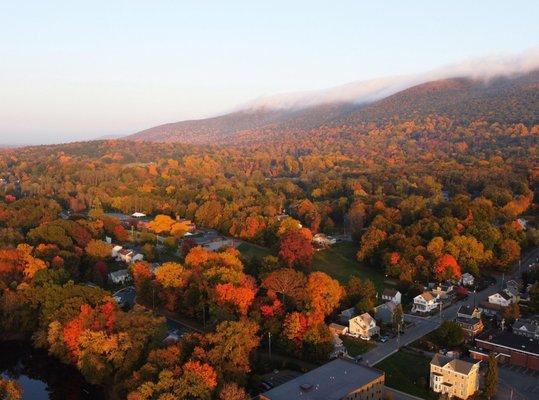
[0,71,538,399]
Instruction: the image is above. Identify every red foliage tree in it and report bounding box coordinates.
[278,229,314,268]
[433,253,461,281]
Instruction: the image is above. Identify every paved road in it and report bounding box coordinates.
[363,247,539,366]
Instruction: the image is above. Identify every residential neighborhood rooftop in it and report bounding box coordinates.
[260,358,384,400]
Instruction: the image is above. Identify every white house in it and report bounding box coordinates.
[348,312,379,340]
[413,292,439,314]
[132,212,146,218]
[312,233,337,247]
[111,245,123,258]
[109,269,131,285]
[459,273,475,287]
[381,288,401,304]
[116,249,144,263]
[488,292,512,307]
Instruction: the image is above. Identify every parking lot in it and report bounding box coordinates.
[496,363,539,400]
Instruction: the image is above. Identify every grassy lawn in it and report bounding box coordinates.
[340,335,375,357]
[311,242,385,290]
[376,349,437,400]
[237,241,273,259]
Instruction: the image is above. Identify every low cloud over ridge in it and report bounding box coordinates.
[241,47,539,111]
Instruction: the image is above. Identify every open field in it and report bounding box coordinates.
[237,241,273,259]
[312,242,385,289]
[340,335,376,357]
[376,349,437,400]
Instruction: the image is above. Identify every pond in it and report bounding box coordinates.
[0,341,104,400]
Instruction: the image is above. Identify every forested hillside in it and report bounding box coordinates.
[127,70,539,144]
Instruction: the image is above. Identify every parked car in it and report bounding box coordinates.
[379,335,388,343]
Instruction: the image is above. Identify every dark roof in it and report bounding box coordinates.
[260,358,384,400]
[382,288,399,297]
[475,330,539,355]
[457,305,475,316]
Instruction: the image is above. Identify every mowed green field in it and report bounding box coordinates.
[376,349,437,400]
[312,242,385,290]
[237,241,273,259]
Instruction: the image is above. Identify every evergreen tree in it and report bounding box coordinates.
[484,353,498,399]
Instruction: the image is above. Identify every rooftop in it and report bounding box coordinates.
[260,358,384,400]
[431,354,477,375]
[457,305,478,316]
[418,291,435,301]
[382,288,399,297]
[476,330,539,355]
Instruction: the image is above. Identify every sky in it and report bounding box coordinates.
[1,1,538,144]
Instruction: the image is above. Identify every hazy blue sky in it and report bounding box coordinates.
[1,1,538,144]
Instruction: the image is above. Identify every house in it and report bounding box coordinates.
[412,292,439,314]
[504,280,520,302]
[339,307,356,324]
[259,358,385,400]
[381,288,401,304]
[455,305,484,339]
[430,283,454,300]
[116,249,144,263]
[430,354,480,399]
[478,301,506,317]
[516,218,528,230]
[131,212,146,218]
[330,334,347,359]
[513,319,539,339]
[488,291,512,307]
[117,248,134,262]
[328,323,348,336]
[374,301,398,325]
[349,312,380,340]
[111,245,123,258]
[312,233,337,248]
[108,269,130,285]
[471,330,539,371]
[132,253,144,263]
[459,272,475,287]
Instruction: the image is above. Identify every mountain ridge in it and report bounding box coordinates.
[126,70,539,144]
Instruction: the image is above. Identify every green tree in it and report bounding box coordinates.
[484,353,498,399]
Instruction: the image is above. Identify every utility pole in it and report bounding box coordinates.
[268,332,272,361]
[439,301,443,321]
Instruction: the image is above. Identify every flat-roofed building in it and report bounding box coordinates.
[470,330,539,371]
[259,358,385,400]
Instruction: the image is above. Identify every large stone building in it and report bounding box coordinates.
[430,354,480,400]
[260,358,385,400]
